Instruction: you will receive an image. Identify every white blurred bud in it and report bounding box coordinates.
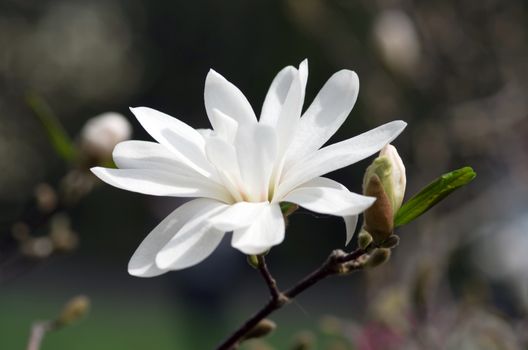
[373,10,421,76]
[21,237,54,259]
[80,112,132,161]
[379,144,406,212]
[50,214,79,252]
[34,183,58,213]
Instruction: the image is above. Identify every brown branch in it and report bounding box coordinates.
[256,255,282,302]
[215,248,367,350]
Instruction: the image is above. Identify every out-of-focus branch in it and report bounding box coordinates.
[1,98,131,284]
[27,321,55,350]
[26,295,90,350]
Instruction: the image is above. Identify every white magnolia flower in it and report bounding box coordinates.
[91,60,407,277]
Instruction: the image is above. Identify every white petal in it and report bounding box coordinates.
[231,203,285,255]
[128,198,221,277]
[276,121,407,199]
[260,62,306,154]
[208,201,270,231]
[235,123,278,202]
[282,177,375,216]
[298,59,309,97]
[113,141,205,178]
[91,167,231,202]
[196,128,214,138]
[154,199,228,270]
[129,107,212,176]
[205,136,244,202]
[275,72,303,153]
[285,70,360,168]
[260,65,297,125]
[210,108,238,143]
[205,137,240,174]
[204,69,257,130]
[282,177,371,245]
[344,215,359,245]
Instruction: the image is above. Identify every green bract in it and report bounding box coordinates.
[394,167,476,227]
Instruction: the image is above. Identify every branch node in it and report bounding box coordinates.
[276,293,290,307]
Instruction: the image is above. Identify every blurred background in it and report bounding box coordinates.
[1,0,527,349]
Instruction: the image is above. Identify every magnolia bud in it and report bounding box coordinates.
[80,112,132,161]
[379,145,406,212]
[363,174,394,243]
[362,144,406,243]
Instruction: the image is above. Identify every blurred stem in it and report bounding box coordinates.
[26,92,77,162]
[27,321,55,350]
[216,248,367,350]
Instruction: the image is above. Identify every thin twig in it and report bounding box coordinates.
[256,255,282,301]
[215,248,367,350]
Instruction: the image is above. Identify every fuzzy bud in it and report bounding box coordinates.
[21,237,54,259]
[366,248,391,268]
[291,331,315,350]
[379,235,400,249]
[34,183,58,213]
[49,214,79,253]
[55,295,90,327]
[357,229,373,250]
[80,112,132,161]
[243,319,276,340]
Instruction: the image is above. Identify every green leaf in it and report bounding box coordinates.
[394,167,476,227]
[27,93,77,162]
